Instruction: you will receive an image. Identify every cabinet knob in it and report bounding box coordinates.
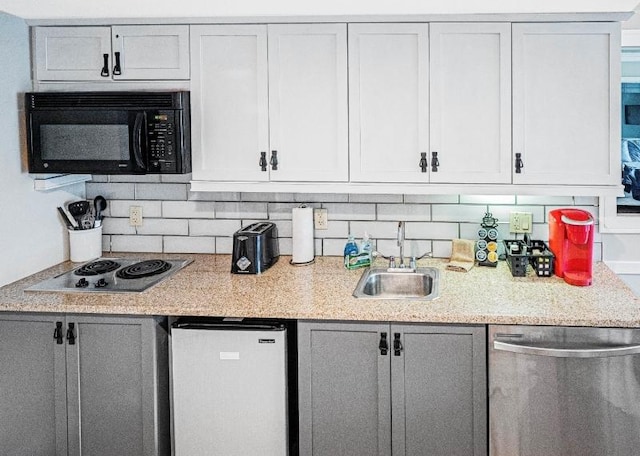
[393,332,403,356]
[419,152,428,173]
[270,150,278,171]
[379,332,389,356]
[53,321,64,345]
[431,152,439,172]
[515,153,524,173]
[66,322,76,345]
[113,51,122,76]
[101,53,110,77]
[259,152,268,172]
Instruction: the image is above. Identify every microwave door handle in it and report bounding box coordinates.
[133,112,147,171]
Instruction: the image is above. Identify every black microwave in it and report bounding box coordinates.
[25,91,191,175]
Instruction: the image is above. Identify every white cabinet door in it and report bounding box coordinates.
[35,27,112,81]
[430,23,511,184]
[111,25,190,80]
[268,24,349,182]
[512,22,620,186]
[190,25,270,182]
[349,23,430,183]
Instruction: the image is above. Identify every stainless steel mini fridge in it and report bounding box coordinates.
[170,319,289,456]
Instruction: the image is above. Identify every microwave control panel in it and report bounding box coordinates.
[147,111,177,172]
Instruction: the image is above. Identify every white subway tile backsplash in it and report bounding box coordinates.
[405,222,458,240]
[322,238,345,256]
[268,203,305,220]
[377,204,431,221]
[86,183,135,200]
[102,217,136,235]
[516,195,574,205]
[432,240,453,258]
[136,183,187,201]
[190,219,241,237]
[216,237,234,254]
[349,193,403,203]
[488,205,545,225]
[242,192,295,202]
[161,173,192,183]
[375,239,431,259]
[164,236,215,254]
[314,221,349,239]
[404,195,459,204]
[162,201,215,219]
[432,205,488,223]
[460,195,515,205]
[574,196,599,206]
[273,220,292,238]
[295,193,349,203]
[136,219,188,236]
[215,202,268,219]
[323,203,376,221]
[350,221,400,240]
[278,238,293,255]
[108,200,162,218]
[110,174,160,183]
[111,235,162,253]
[101,235,111,252]
[188,191,241,201]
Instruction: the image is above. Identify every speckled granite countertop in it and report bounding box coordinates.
[0,253,639,327]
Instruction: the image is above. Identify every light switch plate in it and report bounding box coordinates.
[509,212,532,233]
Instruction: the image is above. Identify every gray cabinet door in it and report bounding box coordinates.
[391,324,486,456]
[0,314,68,456]
[65,315,168,456]
[298,321,391,456]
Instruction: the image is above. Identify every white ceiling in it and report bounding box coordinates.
[0,0,638,20]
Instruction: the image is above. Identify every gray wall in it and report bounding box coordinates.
[0,12,84,286]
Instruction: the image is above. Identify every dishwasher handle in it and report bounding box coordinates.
[493,340,640,358]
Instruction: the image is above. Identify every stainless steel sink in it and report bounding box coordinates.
[352,267,440,300]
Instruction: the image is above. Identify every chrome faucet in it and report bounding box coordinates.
[397,221,406,268]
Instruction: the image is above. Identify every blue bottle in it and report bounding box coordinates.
[343,235,358,268]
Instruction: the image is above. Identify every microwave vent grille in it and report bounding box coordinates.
[27,92,186,109]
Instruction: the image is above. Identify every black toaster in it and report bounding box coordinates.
[231,222,279,274]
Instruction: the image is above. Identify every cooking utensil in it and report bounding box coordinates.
[80,213,95,230]
[67,200,90,227]
[93,196,107,222]
[57,206,78,230]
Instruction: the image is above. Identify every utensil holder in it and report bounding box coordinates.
[68,226,103,263]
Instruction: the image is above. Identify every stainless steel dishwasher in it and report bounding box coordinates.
[489,325,640,456]
[170,318,290,456]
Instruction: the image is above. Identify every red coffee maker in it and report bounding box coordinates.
[548,209,595,286]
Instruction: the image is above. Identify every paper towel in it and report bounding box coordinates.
[291,205,315,264]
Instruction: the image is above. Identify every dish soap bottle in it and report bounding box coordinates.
[360,232,372,262]
[343,235,359,268]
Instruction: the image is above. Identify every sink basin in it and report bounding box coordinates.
[352,267,440,300]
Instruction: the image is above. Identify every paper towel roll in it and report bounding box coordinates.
[291,206,315,264]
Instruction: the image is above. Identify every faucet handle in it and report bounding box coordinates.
[389,256,396,269]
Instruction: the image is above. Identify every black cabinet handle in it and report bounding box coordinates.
[431,152,439,172]
[270,150,278,171]
[419,152,428,173]
[66,323,76,345]
[53,322,64,345]
[259,152,268,171]
[113,51,122,76]
[515,153,524,174]
[393,333,403,356]
[379,332,389,356]
[101,53,109,77]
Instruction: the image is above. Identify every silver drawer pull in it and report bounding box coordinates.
[493,340,640,358]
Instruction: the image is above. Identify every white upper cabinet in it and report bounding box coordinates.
[349,22,510,184]
[512,22,620,186]
[35,25,190,81]
[190,25,270,182]
[349,23,430,183]
[268,24,349,182]
[191,23,349,183]
[429,23,511,184]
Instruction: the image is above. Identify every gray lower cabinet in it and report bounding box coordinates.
[298,321,487,456]
[0,313,169,456]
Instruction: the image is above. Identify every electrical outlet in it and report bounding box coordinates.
[314,208,328,230]
[509,212,532,233]
[129,206,143,227]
